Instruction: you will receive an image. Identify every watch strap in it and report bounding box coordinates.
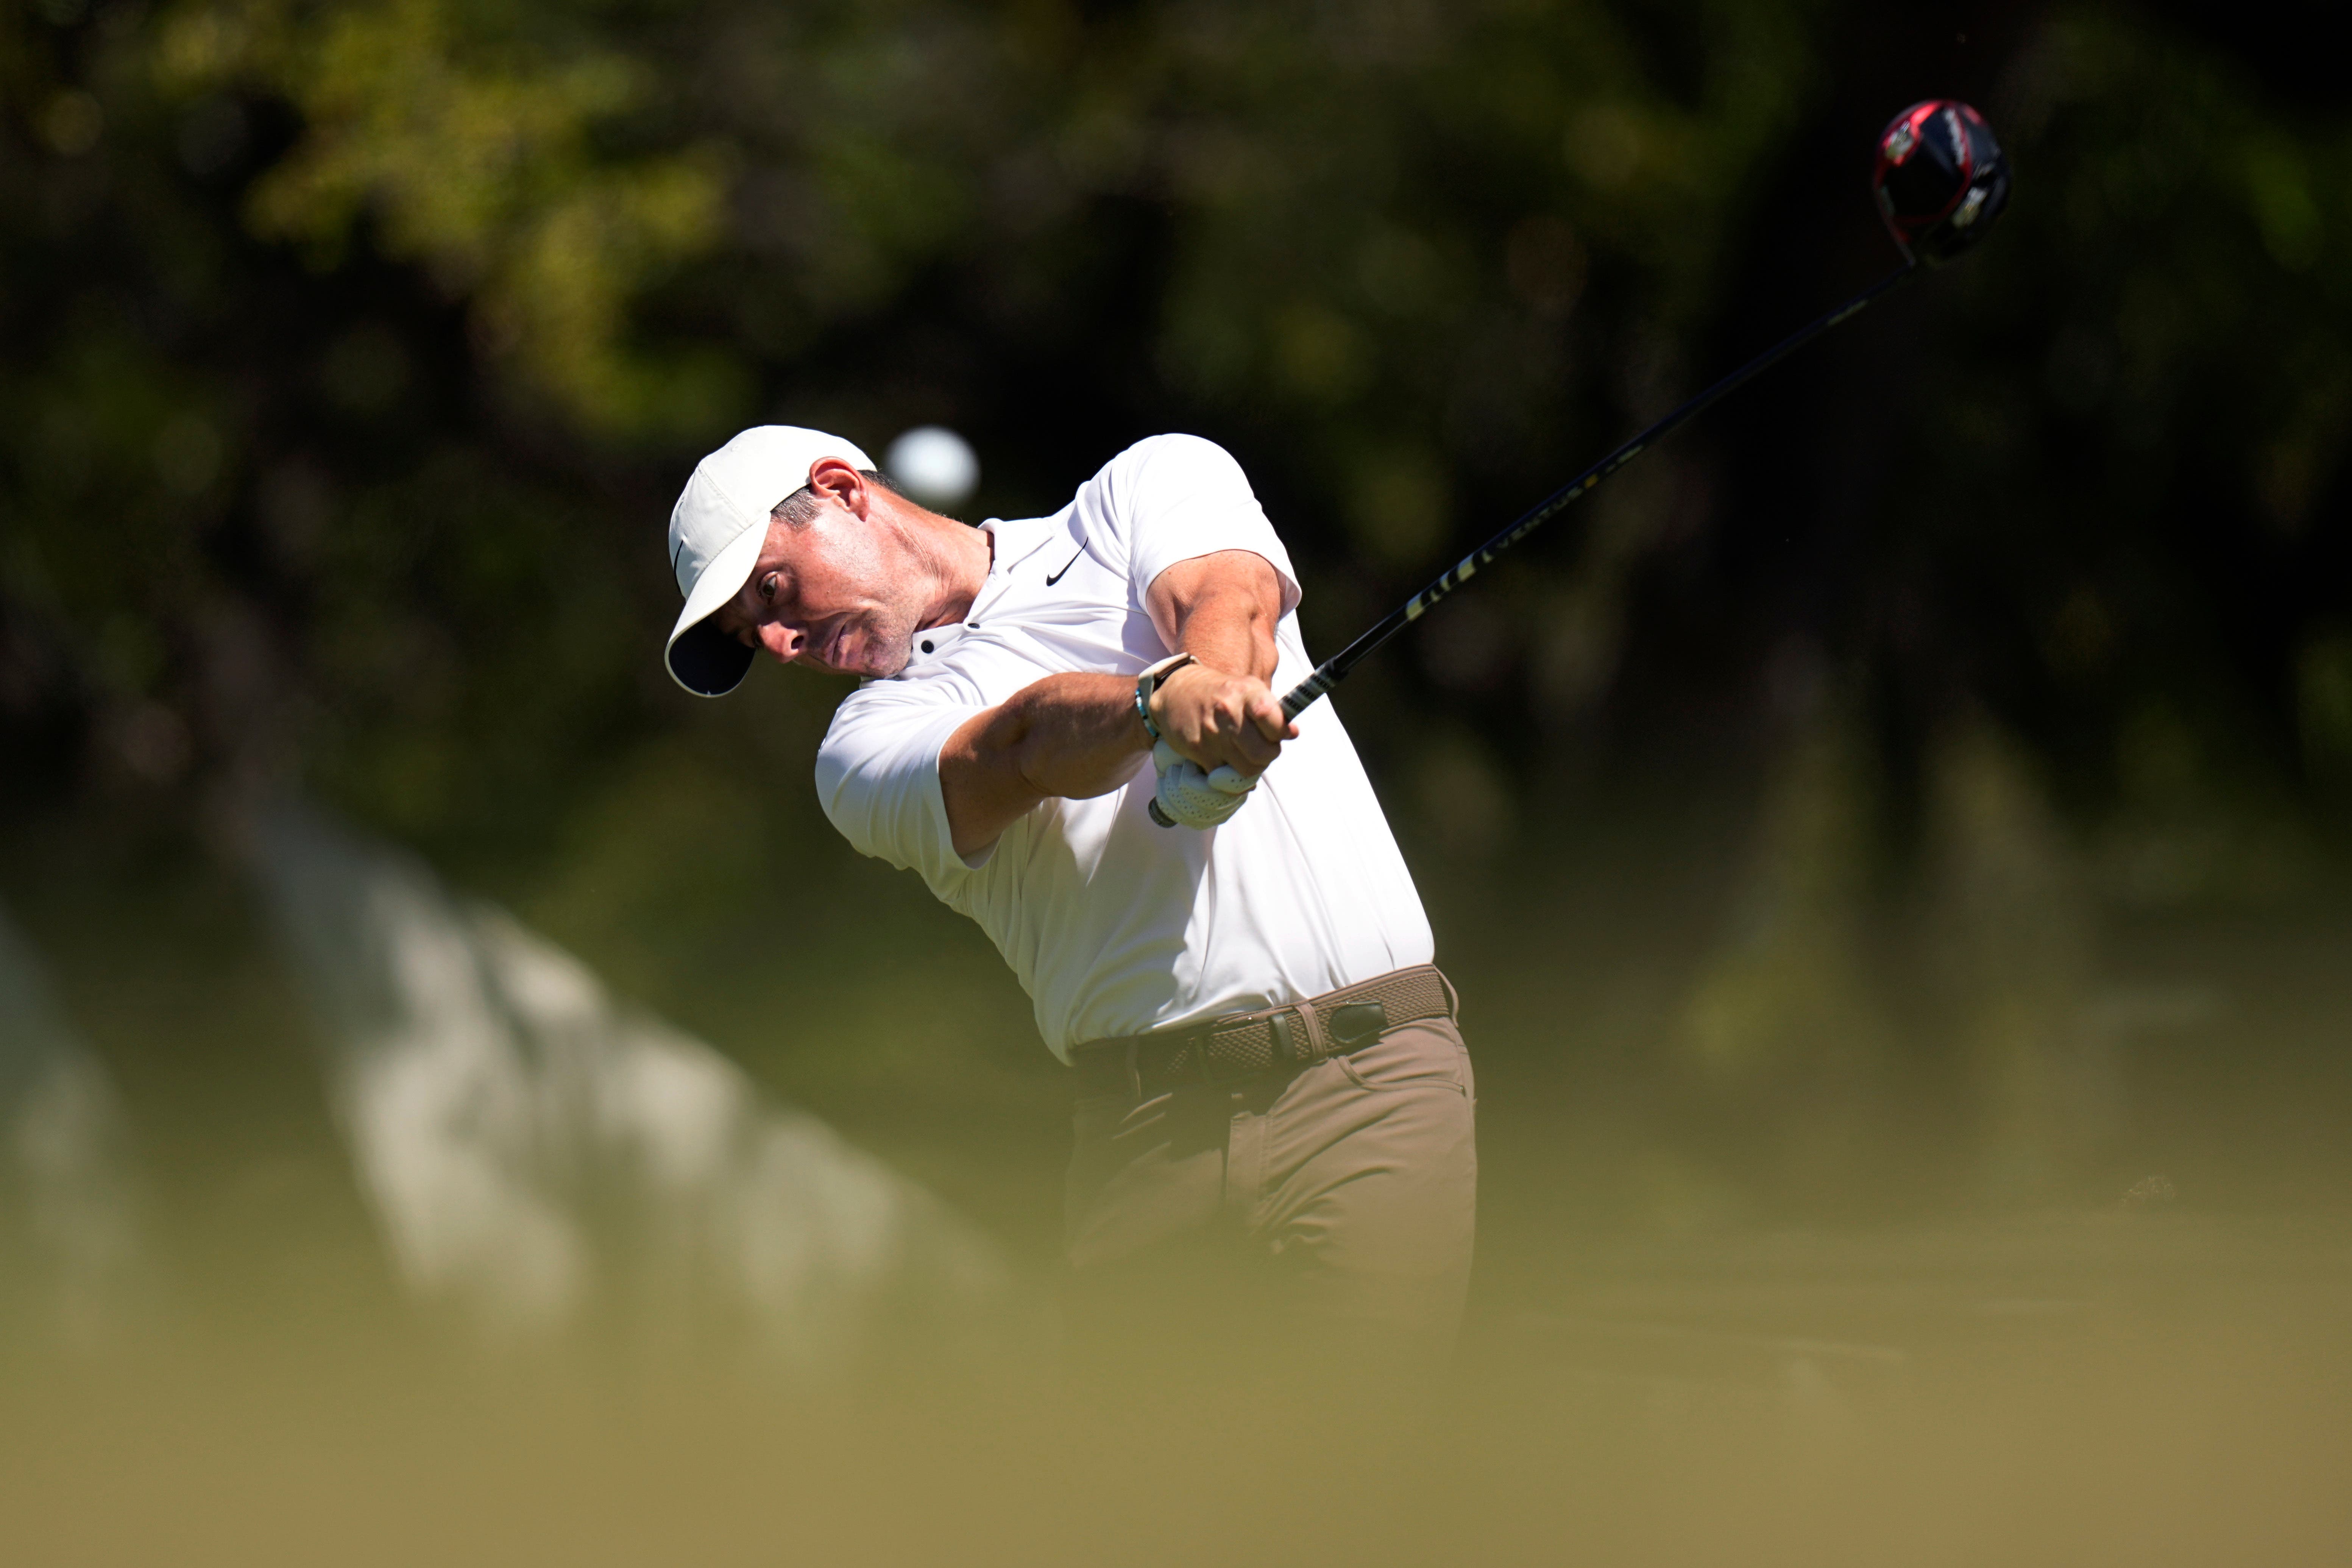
[1134,652,1195,743]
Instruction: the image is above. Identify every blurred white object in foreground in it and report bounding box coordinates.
[250,805,1015,1365]
[885,424,979,508]
[0,902,142,1347]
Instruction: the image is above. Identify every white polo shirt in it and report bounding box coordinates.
[814,434,1432,1060]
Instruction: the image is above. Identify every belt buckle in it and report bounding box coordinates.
[1327,1000,1388,1049]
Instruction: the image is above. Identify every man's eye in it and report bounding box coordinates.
[760,574,779,603]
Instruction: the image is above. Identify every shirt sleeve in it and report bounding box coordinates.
[1106,435,1303,615]
[814,684,993,888]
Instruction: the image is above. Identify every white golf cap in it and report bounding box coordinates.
[664,425,874,697]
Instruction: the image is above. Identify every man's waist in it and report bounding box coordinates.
[1068,965,1456,1098]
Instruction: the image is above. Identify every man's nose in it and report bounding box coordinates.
[757,621,805,662]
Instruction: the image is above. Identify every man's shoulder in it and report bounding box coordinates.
[1090,432,1244,490]
[820,673,958,749]
[812,674,970,810]
[1078,433,1259,536]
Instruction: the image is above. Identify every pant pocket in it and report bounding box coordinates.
[1335,1021,1469,1095]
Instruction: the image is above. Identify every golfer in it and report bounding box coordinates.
[663,426,1474,1370]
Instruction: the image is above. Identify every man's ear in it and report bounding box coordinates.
[808,456,869,516]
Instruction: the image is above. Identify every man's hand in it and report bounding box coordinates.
[1148,662,1297,776]
[1143,550,1298,780]
[1150,740,1257,829]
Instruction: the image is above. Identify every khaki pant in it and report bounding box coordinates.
[1062,1006,1477,1384]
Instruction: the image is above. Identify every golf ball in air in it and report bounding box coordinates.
[886,426,979,507]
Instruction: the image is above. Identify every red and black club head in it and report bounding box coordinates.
[1872,99,2010,265]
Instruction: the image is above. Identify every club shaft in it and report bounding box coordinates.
[1279,263,1919,721]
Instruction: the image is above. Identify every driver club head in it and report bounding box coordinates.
[1873,99,2011,265]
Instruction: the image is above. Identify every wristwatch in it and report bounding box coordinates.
[1133,652,1195,742]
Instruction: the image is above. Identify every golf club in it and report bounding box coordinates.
[1279,98,2010,724]
[1151,99,2010,825]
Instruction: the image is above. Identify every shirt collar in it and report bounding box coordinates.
[981,514,1059,580]
[897,516,1057,673]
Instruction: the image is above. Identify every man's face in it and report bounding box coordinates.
[710,481,924,679]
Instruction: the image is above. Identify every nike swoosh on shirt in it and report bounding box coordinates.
[1044,548,1085,586]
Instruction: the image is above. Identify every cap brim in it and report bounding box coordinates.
[667,619,756,697]
[664,521,767,697]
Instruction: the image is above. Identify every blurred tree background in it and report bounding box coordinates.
[5,0,2351,1276]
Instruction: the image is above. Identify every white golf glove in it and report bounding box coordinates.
[1150,739,1258,829]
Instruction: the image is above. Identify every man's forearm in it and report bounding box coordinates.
[1151,551,1281,682]
[994,673,1149,797]
[940,673,1144,856]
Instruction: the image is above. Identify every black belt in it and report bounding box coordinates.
[1069,965,1456,1098]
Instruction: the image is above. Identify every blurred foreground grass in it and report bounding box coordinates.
[6,1206,2349,1567]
